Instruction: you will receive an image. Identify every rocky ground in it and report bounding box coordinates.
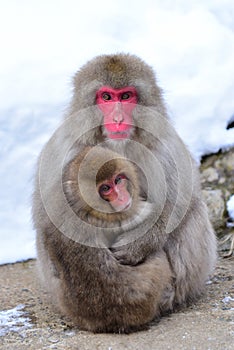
[0,257,233,350]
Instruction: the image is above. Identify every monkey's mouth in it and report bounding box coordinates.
[114,199,132,212]
[123,199,132,211]
[124,202,131,210]
[108,131,130,139]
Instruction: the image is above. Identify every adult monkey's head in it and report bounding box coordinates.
[70,54,167,143]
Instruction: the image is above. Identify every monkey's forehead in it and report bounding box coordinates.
[75,53,156,89]
[96,159,135,182]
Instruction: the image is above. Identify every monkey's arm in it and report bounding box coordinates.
[110,215,167,266]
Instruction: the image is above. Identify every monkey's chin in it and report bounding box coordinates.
[113,199,132,212]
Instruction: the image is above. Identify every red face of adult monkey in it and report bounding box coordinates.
[33,53,217,333]
[96,86,137,139]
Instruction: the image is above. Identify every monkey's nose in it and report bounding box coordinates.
[113,103,124,124]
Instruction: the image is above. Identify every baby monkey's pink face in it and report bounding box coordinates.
[98,173,132,212]
[96,86,137,140]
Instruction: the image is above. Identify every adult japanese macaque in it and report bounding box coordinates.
[33,53,217,333]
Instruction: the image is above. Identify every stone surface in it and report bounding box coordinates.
[201,189,226,231]
[200,147,234,255]
[201,167,219,183]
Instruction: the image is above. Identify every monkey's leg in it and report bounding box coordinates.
[57,249,173,333]
[163,201,217,309]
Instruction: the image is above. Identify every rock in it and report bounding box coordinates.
[200,147,234,255]
[201,189,225,231]
[201,168,219,183]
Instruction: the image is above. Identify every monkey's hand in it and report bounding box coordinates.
[110,244,147,266]
[110,204,162,265]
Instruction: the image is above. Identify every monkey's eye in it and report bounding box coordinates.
[121,92,131,100]
[99,184,112,195]
[102,93,112,101]
[115,174,126,185]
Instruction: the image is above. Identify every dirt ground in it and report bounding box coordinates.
[0,257,233,350]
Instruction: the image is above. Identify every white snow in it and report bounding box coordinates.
[227,195,234,220]
[222,296,234,304]
[0,0,234,264]
[0,304,32,337]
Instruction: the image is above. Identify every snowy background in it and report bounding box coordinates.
[0,0,234,264]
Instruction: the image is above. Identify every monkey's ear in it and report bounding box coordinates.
[63,146,92,171]
[137,185,147,201]
[133,79,164,107]
[71,78,103,109]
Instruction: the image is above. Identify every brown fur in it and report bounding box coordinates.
[62,147,140,224]
[32,53,217,333]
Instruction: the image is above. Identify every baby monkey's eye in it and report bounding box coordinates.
[115,174,127,185]
[99,184,111,194]
[102,93,112,101]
